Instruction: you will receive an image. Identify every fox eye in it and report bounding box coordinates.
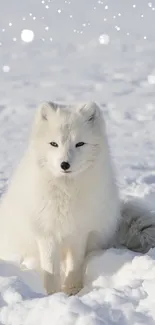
[50,142,58,147]
[75,142,85,148]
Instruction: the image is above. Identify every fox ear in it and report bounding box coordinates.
[38,101,58,121]
[79,101,100,122]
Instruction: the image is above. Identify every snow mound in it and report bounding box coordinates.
[0,248,155,325]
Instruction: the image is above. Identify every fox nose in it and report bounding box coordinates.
[61,161,70,171]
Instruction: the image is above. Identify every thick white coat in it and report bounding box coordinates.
[0,102,120,294]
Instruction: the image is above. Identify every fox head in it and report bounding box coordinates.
[32,101,107,177]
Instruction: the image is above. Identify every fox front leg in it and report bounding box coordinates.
[62,236,87,295]
[38,236,61,294]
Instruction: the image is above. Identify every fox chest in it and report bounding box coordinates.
[36,186,101,237]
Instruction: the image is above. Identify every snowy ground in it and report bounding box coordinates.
[0,0,155,324]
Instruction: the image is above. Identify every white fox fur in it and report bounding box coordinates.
[117,198,155,253]
[0,101,121,295]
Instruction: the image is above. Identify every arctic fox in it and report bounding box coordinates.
[0,101,121,295]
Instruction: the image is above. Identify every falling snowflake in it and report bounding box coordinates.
[98,34,110,45]
[148,75,155,84]
[21,29,35,43]
[148,2,152,7]
[2,65,10,73]
[115,26,120,31]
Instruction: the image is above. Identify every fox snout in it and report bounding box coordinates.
[60,161,70,171]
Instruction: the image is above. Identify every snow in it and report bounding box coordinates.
[1,0,155,324]
[1,249,155,325]
[21,30,34,43]
[98,34,110,45]
[147,75,155,85]
[2,66,10,73]
[148,2,153,7]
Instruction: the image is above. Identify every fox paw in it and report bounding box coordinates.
[46,288,58,295]
[62,284,82,295]
[43,272,61,295]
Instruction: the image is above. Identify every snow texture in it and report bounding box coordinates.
[1,0,155,324]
